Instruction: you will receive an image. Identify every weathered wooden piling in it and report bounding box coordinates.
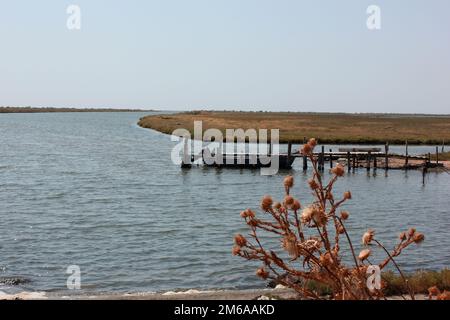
[373,155,377,169]
[405,140,409,168]
[385,143,389,170]
[329,149,333,168]
[422,166,427,185]
[352,154,356,169]
[320,146,325,171]
[287,142,292,164]
[181,138,191,168]
[367,151,371,171]
[347,152,351,171]
[436,146,439,165]
[302,137,308,171]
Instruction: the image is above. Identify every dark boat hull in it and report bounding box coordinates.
[184,154,295,169]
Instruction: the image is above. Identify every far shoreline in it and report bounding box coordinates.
[0,106,156,113]
[138,110,450,145]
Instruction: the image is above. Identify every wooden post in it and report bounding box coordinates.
[329,149,333,168]
[352,154,356,169]
[302,137,307,171]
[443,140,445,153]
[422,166,427,185]
[320,146,325,171]
[367,152,371,171]
[373,155,377,169]
[384,142,389,170]
[287,141,292,163]
[428,152,431,165]
[181,137,191,168]
[436,146,439,165]
[405,140,409,168]
[347,152,351,172]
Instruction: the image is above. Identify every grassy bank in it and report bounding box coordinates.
[301,269,450,296]
[138,111,450,144]
[431,151,450,161]
[1,107,153,113]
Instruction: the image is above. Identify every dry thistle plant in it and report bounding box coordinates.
[233,138,426,300]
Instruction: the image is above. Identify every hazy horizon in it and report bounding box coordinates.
[1,0,449,114]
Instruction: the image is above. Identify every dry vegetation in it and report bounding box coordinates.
[431,151,450,161]
[232,139,449,300]
[138,111,450,144]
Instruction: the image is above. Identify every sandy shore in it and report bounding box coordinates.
[0,288,429,300]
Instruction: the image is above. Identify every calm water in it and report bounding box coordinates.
[0,112,449,295]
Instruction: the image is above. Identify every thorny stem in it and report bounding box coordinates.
[374,239,415,300]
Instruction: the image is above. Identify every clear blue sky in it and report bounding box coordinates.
[1,0,449,113]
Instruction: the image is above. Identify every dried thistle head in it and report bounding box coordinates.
[282,234,299,258]
[301,143,312,155]
[261,195,273,211]
[408,228,416,237]
[240,209,255,219]
[308,138,317,148]
[362,229,375,246]
[308,179,319,190]
[273,202,282,210]
[301,206,314,223]
[234,234,247,247]
[292,199,301,211]
[284,195,295,208]
[358,249,371,261]
[340,211,349,220]
[283,175,294,190]
[331,164,345,177]
[312,209,327,227]
[413,232,425,244]
[343,191,352,200]
[256,267,269,279]
[399,232,407,241]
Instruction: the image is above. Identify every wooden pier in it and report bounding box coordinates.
[181,140,445,171]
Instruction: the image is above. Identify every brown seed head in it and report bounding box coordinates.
[234,234,247,247]
[284,195,295,207]
[282,234,299,257]
[283,175,294,189]
[413,232,425,244]
[256,267,269,279]
[308,179,319,190]
[301,207,314,223]
[358,249,371,261]
[408,228,416,237]
[232,245,241,256]
[292,200,301,211]
[331,164,345,177]
[308,138,317,148]
[261,195,273,211]
[343,191,352,200]
[340,211,349,220]
[362,229,375,246]
[301,143,312,155]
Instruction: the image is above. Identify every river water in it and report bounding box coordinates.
[0,112,448,295]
